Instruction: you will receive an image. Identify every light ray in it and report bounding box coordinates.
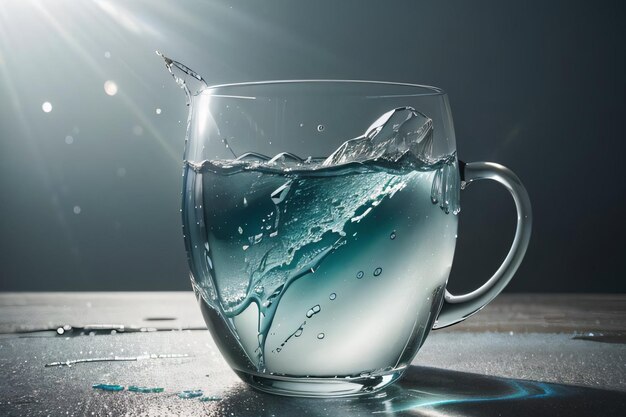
[29,0,179,163]
[0,13,81,264]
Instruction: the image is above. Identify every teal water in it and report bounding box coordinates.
[183,154,458,377]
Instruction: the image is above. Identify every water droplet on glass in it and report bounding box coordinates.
[390,231,396,240]
[42,102,52,113]
[373,267,382,276]
[104,80,118,96]
[317,124,325,132]
[317,333,325,339]
[294,329,303,337]
[237,226,243,234]
[73,206,81,215]
[356,271,364,279]
[155,108,162,115]
[329,293,336,300]
[65,135,74,145]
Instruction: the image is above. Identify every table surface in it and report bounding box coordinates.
[0,292,624,416]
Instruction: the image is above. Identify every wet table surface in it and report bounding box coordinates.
[0,292,624,416]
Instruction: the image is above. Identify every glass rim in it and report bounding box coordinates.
[205,79,446,97]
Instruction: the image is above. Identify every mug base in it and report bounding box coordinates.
[235,369,405,398]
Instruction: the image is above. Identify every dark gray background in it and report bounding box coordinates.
[1,0,624,292]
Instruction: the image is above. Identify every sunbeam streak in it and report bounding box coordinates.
[0,12,82,266]
[28,0,179,163]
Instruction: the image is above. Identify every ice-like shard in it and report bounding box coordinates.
[322,107,434,167]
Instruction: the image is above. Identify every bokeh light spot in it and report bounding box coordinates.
[104,80,118,96]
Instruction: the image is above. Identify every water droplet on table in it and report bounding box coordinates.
[92,384,124,392]
[178,389,203,399]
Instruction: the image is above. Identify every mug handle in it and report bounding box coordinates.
[433,161,532,329]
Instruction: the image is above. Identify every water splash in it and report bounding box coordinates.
[184,106,460,372]
[156,51,207,105]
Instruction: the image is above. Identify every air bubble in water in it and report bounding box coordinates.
[237,226,243,234]
[65,135,74,145]
[329,293,336,300]
[317,333,325,339]
[306,304,321,318]
[317,124,325,132]
[356,271,364,279]
[390,231,396,240]
[42,102,52,113]
[373,267,382,276]
[155,108,162,115]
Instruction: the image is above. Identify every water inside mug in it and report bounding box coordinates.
[160,52,459,377]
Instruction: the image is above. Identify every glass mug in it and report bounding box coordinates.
[159,54,532,398]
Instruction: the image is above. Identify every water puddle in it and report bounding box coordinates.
[5,323,207,338]
[128,386,165,393]
[178,389,204,399]
[572,333,626,344]
[45,353,189,367]
[92,384,124,391]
